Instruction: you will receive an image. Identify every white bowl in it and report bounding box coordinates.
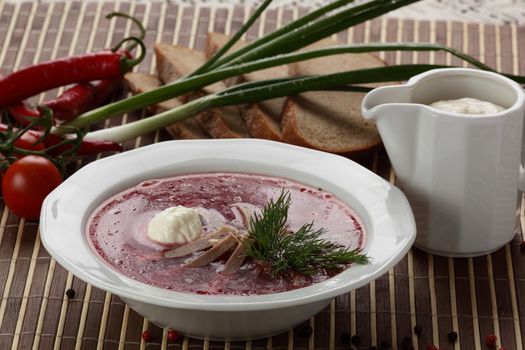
[40,139,415,341]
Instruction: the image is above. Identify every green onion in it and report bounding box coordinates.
[56,42,508,133]
[84,64,447,143]
[51,0,525,142]
[56,0,418,131]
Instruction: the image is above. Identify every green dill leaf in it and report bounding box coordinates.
[245,190,370,277]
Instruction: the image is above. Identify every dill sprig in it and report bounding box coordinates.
[245,190,370,277]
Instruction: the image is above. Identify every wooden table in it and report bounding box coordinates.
[1,1,525,349]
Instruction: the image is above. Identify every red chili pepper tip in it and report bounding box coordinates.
[167,330,178,342]
[485,334,497,347]
[520,240,525,251]
[499,347,507,350]
[142,330,152,342]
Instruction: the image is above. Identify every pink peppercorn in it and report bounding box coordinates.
[142,330,152,342]
[485,334,497,347]
[167,330,179,342]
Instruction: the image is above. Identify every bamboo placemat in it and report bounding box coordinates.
[1,2,525,349]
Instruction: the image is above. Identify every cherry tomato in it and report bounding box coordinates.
[13,132,45,158]
[2,155,62,219]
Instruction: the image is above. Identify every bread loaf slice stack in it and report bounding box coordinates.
[155,43,250,138]
[124,35,384,159]
[281,38,384,157]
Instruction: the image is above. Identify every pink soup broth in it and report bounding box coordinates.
[87,173,365,295]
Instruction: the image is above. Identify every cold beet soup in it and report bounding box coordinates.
[87,173,365,295]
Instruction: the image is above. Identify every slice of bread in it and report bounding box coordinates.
[205,33,287,141]
[282,38,384,157]
[282,91,381,157]
[124,72,209,139]
[155,43,250,138]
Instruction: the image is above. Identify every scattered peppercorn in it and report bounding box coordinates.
[414,325,422,336]
[520,240,525,251]
[297,325,313,337]
[142,330,152,342]
[340,332,351,345]
[400,336,413,350]
[380,340,391,349]
[486,334,497,347]
[167,330,178,342]
[65,288,75,299]
[351,334,361,346]
[448,331,458,343]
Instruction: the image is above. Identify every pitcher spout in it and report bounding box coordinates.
[361,85,427,180]
[362,85,412,120]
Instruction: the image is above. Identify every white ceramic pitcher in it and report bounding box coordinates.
[362,68,525,257]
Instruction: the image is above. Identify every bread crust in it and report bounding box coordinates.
[242,103,283,142]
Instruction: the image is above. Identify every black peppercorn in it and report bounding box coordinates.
[448,331,458,343]
[340,332,351,345]
[351,334,361,346]
[297,325,313,337]
[413,325,422,336]
[65,288,75,299]
[400,336,413,350]
[380,340,391,349]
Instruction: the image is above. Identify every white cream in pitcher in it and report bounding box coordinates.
[429,97,505,115]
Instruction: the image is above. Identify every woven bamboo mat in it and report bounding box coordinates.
[1,1,525,349]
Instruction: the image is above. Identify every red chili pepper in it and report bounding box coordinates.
[7,103,41,127]
[45,78,122,122]
[0,123,122,156]
[44,133,122,156]
[8,78,122,125]
[0,37,144,107]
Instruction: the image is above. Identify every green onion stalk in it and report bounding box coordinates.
[54,0,525,142]
[85,64,447,142]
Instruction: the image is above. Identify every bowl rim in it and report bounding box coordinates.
[40,139,416,311]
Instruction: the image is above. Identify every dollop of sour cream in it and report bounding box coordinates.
[429,97,505,115]
[148,206,202,245]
